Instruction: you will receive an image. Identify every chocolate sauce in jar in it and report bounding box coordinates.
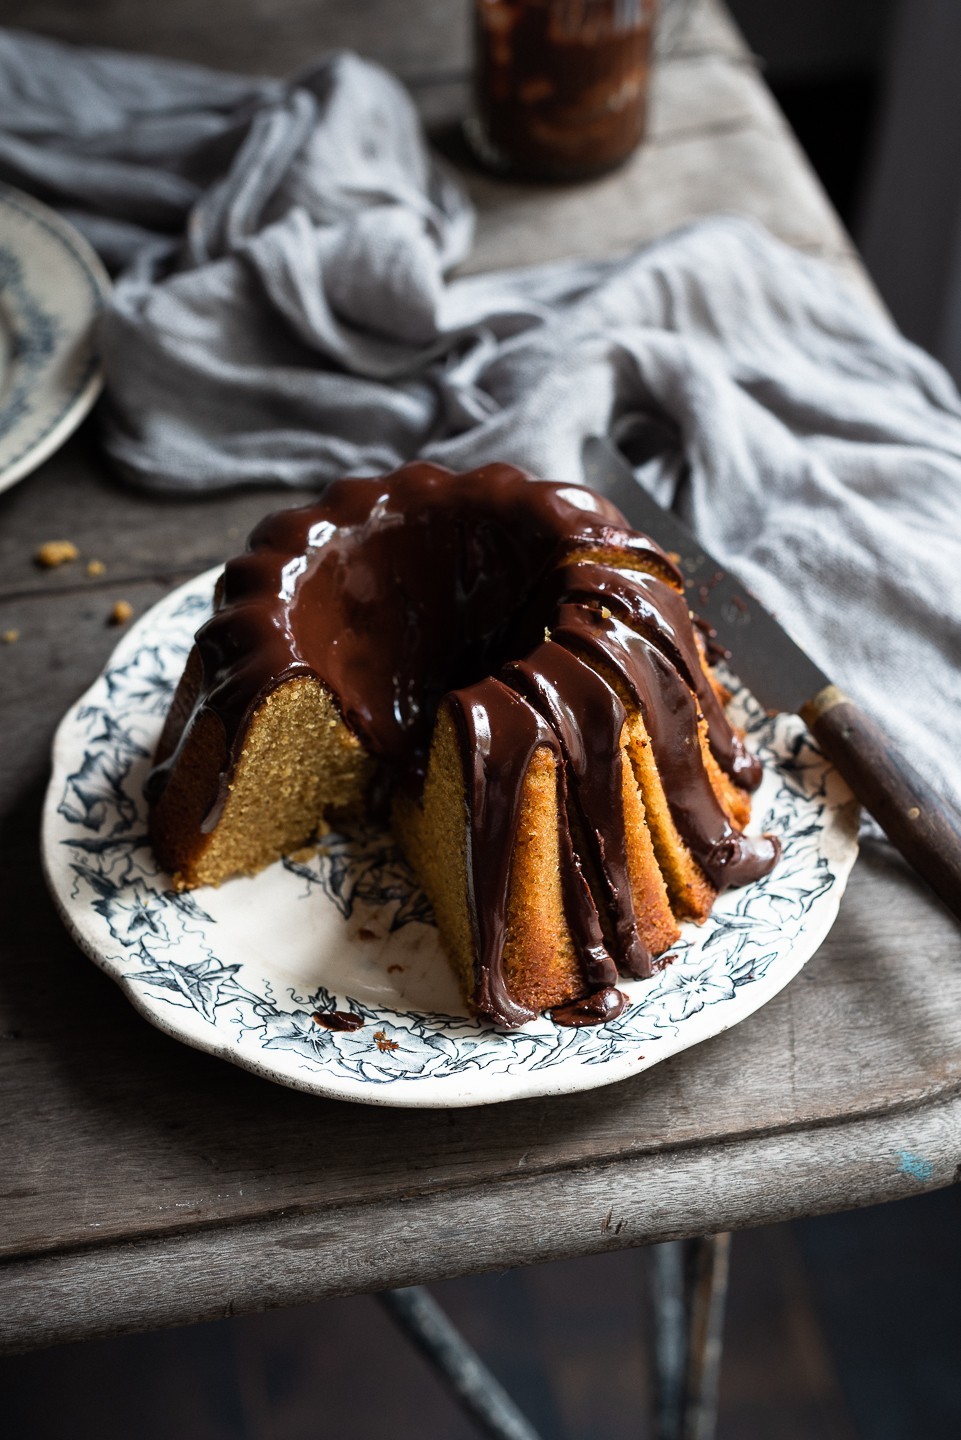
[468,0,657,180]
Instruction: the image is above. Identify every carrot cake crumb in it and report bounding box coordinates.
[35,540,79,568]
[109,600,134,626]
[86,559,106,578]
[2,629,19,645]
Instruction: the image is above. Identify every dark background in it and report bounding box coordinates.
[730,0,961,384]
[729,0,894,226]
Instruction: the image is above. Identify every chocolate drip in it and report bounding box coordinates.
[505,643,652,979]
[448,678,618,1028]
[551,606,779,890]
[552,563,762,792]
[552,987,627,1028]
[312,1010,364,1032]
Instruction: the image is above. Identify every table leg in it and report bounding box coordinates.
[649,1233,731,1440]
[378,1285,545,1440]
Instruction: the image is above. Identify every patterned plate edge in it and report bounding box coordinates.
[0,184,111,493]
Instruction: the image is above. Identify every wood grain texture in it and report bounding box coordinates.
[461,120,851,275]
[1,0,959,1356]
[2,1084,959,1353]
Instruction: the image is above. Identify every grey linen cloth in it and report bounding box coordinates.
[1,29,959,812]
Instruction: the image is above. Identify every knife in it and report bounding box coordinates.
[582,434,961,921]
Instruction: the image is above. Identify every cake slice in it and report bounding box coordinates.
[393,680,622,1026]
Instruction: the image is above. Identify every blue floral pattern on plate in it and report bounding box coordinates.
[0,184,110,492]
[43,568,860,1108]
[0,243,61,442]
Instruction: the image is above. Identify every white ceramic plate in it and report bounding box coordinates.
[43,567,860,1108]
[0,184,110,492]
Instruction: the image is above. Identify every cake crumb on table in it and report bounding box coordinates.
[108,600,134,626]
[1,629,19,645]
[86,559,106,578]
[35,540,79,568]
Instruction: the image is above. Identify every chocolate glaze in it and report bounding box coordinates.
[550,563,762,791]
[447,678,616,1027]
[550,605,780,890]
[149,460,777,1030]
[552,986,627,1028]
[504,642,652,979]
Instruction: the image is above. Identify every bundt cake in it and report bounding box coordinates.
[148,461,779,1029]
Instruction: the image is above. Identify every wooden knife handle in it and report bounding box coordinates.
[802,686,961,921]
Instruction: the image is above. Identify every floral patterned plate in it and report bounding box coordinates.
[0,184,110,493]
[42,567,860,1108]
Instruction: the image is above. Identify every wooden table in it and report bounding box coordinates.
[2,0,959,1357]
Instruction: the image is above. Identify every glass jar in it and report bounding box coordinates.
[467,0,657,181]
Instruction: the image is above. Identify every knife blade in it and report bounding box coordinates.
[582,434,961,921]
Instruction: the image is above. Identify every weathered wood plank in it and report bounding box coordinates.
[462,117,850,276]
[2,1085,958,1354]
[650,50,774,142]
[661,0,752,64]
